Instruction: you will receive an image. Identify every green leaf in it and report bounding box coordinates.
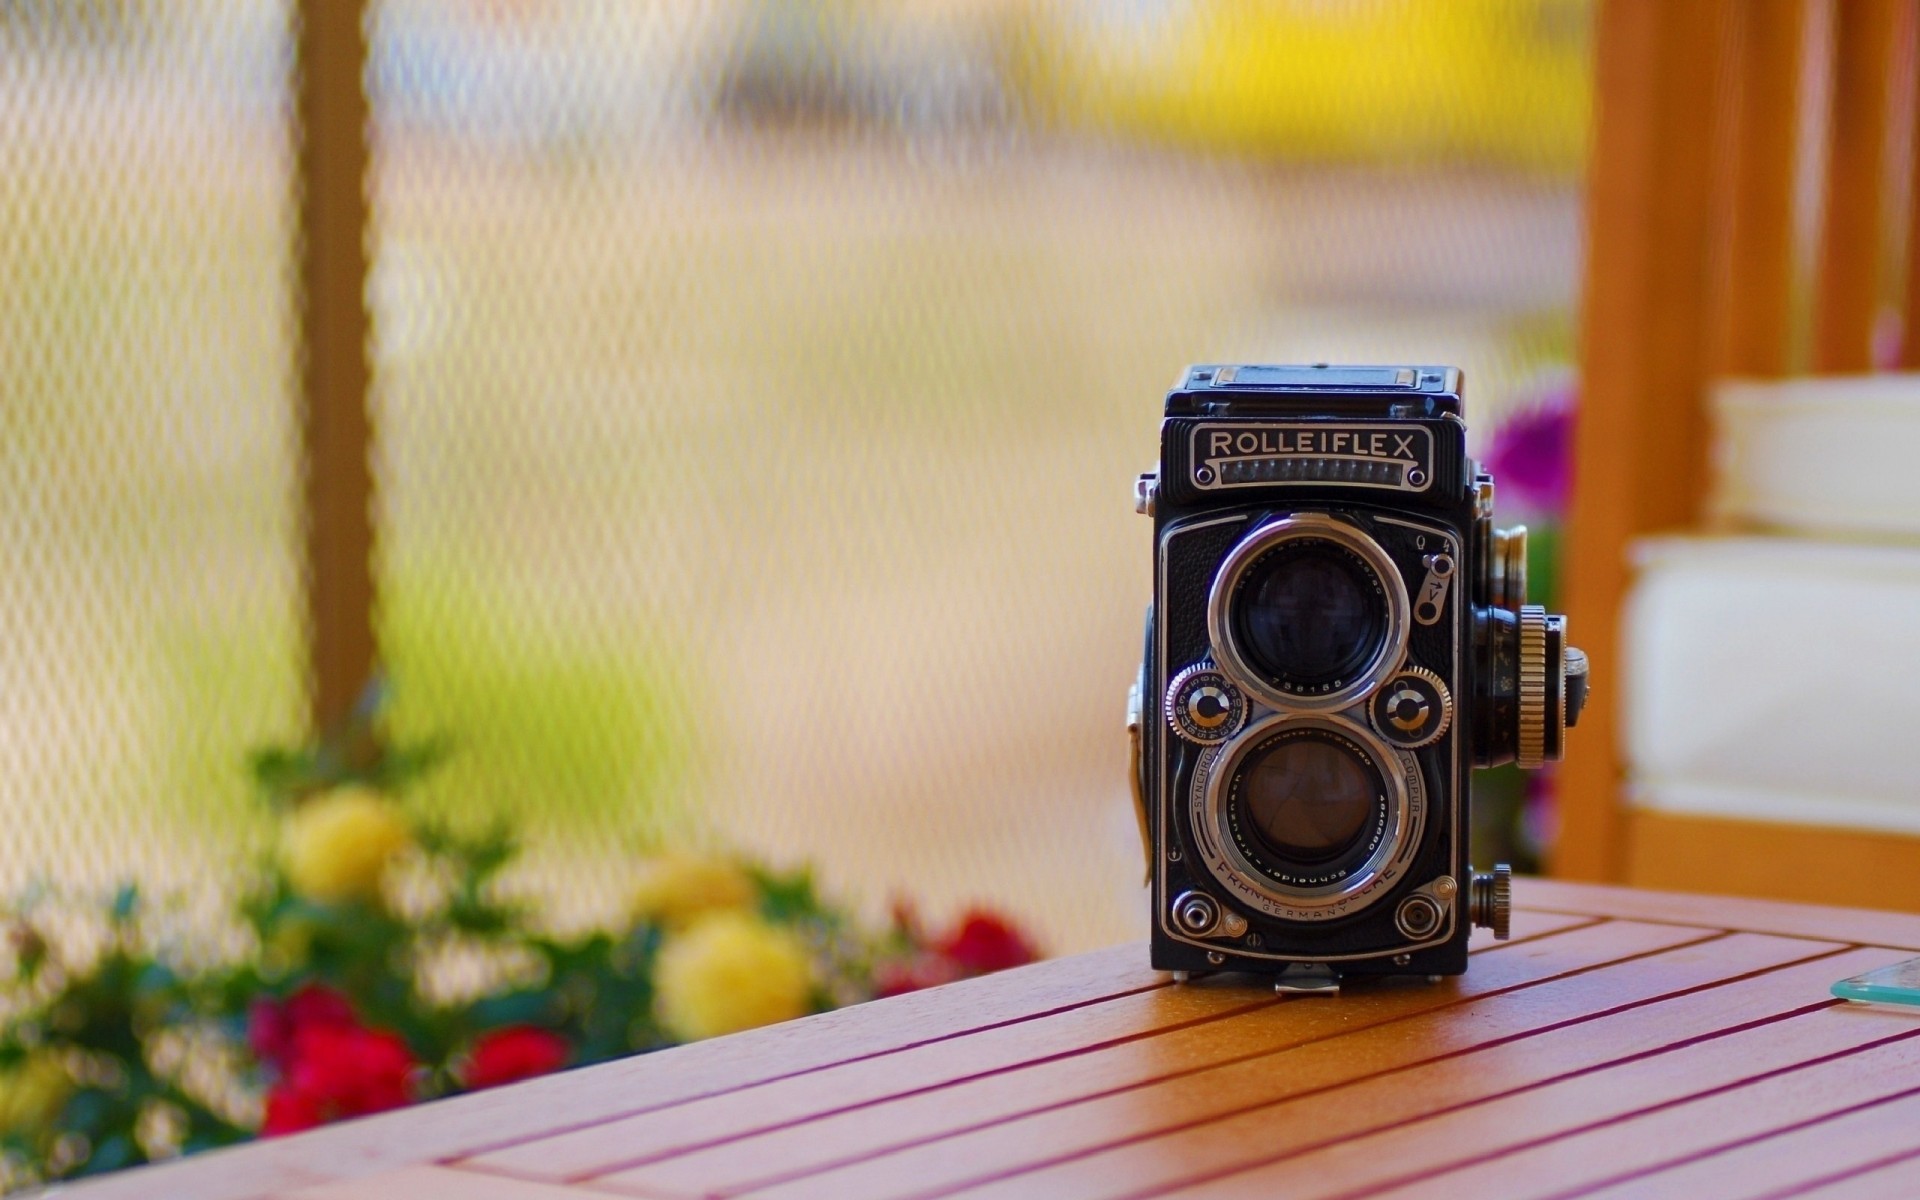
[109,886,139,922]
[79,1132,138,1176]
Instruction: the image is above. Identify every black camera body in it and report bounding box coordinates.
[1129,365,1585,990]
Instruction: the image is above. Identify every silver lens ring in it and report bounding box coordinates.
[1190,712,1426,921]
[1206,513,1410,713]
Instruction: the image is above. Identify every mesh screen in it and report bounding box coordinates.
[365,0,1589,952]
[0,3,301,901]
[2,1,1589,956]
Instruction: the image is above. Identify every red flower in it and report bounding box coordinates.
[458,1026,571,1090]
[261,1022,420,1136]
[872,954,962,999]
[260,1087,324,1136]
[935,910,1038,974]
[876,909,1041,997]
[248,983,356,1069]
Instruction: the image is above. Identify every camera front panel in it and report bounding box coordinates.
[1148,479,1474,978]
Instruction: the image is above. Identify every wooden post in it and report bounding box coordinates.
[296,0,376,734]
[1813,0,1901,372]
[1552,0,1733,881]
[1902,2,1920,368]
[1722,0,1807,377]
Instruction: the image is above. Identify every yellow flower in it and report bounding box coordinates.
[282,787,413,905]
[655,912,813,1042]
[630,851,758,929]
[0,1055,70,1137]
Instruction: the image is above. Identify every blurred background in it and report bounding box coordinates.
[4,0,1593,957]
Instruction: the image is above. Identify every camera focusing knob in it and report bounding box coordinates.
[1470,864,1512,940]
[1165,663,1247,745]
[1516,605,1550,768]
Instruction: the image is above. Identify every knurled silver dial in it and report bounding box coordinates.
[1164,663,1247,745]
[1517,605,1549,768]
[1368,665,1453,749]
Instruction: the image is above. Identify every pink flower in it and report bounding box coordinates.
[458,1026,571,1090]
[1485,382,1576,517]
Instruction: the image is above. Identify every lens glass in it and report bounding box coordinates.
[1239,734,1377,864]
[1233,539,1387,692]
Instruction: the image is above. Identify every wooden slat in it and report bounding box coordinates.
[1722,0,1806,376]
[1519,875,1920,950]
[1359,1020,1920,1200]
[465,914,1572,1186]
[1790,1148,1920,1200]
[64,883,1920,1200]
[277,1165,588,1200]
[1813,0,1903,372]
[58,944,1168,1200]
[1556,0,1734,882]
[465,976,1276,1182]
[1135,950,1912,1200]
[1624,809,1920,915]
[296,0,378,731]
[643,924,1765,1200]
[563,914,1600,1198]
[1578,1082,1920,1200]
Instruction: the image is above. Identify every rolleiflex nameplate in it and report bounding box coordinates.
[1831,957,1920,1007]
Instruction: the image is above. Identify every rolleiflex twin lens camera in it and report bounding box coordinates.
[1128,365,1588,991]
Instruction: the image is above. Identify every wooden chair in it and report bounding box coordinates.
[1555,0,1920,907]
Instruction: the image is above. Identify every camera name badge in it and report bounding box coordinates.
[1190,423,1433,493]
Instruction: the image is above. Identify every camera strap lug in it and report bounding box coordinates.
[1272,963,1342,995]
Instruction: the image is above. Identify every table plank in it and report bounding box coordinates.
[1137,954,1917,1199]
[1518,878,1920,950]
[587,920,1745,1200]
[1582,1086,1920,1200]
[1787,1151,1920,1200]
[59,942,1167,1200]
[277,1165,593,1199]
[568,914,1596,1199]
[468,910,1597,1187]
[1356,1022,1920,1200]
[57,880,1920,1200]
[949,947,1905,1200]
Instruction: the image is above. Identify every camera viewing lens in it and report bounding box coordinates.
[1238,734,1377,864]
[1208,514,1411,713]
[1234,540,1388,690]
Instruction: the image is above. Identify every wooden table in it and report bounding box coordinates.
[64,880,1920,1199]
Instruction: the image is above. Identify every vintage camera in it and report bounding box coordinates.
[1128,365,1588,991]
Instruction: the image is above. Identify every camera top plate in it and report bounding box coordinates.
[1166,363,1463,418]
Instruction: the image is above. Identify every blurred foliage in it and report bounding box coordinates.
[0,701,1038,1190]
[1016,0,1592,171]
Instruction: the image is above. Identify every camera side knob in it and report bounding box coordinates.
[1470,864,1512,940]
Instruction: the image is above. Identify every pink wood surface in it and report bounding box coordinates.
[61,879,1920,1199]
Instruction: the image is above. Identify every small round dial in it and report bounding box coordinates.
[1164,663,1248,745]
[1368,666,1453,749]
